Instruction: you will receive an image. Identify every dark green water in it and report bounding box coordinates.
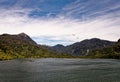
[0,58,120,82]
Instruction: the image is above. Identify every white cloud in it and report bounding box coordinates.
[61,0,120,19]
[0,9,120,46]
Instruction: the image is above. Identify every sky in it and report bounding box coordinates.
[0,0,120,46]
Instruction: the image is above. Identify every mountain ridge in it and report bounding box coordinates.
[52,38,115,55]
[0,33,119,60]
[88,39,120,58]
[0,33,72,60]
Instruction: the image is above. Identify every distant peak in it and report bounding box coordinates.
[90,38,101,40]
[81,38,101,42]
[18,32,27,35]
[52,44,65,48]
[18,33,28,37]
[55,44,64,47]
[1,33,10,36]
[17,33,37,45]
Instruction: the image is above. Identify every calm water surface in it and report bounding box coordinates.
[0,58,120,82]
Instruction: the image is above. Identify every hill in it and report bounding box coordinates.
[52,38,115,56]
[51,44,65,53]
[0,33,71,60]
[0,33,119,60]
[88,39,120,59]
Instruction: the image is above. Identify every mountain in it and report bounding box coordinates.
[0,33,37,45]
[51,44,65,53]
[0,33,119,60]
[17,33,37,45]
[88,39,120,59]
[52,38,115,56]
[0,33,71,60]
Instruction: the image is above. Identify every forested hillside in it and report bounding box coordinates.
[88,39,120,59]
[0,33,72,60]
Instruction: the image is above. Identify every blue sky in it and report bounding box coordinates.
[0,0,120,46]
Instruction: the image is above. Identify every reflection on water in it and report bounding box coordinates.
[0,58,120,82]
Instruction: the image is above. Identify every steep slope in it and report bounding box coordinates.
[52,38,115,56]
[17,33,37,45]
[0,33,70,60]
[88,39,120,58]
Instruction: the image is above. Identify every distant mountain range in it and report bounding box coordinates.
[0,33,119,60]
[51,38,115,55]
[51,38,120,59]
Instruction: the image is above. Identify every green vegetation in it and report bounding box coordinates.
[87,39,120,59]
[0,33,119,60]
[0,33,74,60]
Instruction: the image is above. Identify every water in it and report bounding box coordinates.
[0,58,120,82]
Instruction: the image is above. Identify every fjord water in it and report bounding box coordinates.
[0,59,120,82]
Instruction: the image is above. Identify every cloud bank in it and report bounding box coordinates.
[0,0,120,45]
